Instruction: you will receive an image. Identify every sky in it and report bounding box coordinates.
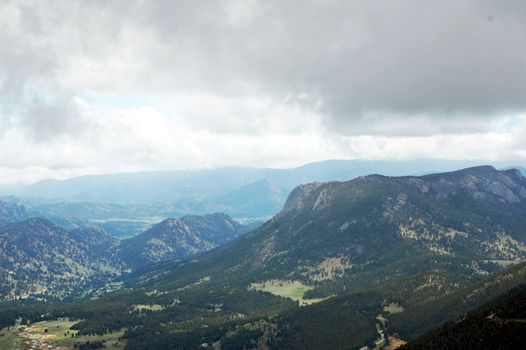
[1,0,526,184]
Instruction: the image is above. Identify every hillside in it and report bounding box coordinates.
[45,165,524,349]
[5,252,523,350]
[136,166,526,297]
[268,262,526,350]
[0,219,122,301]
[400,283,526,350]
[119,213,248,269]
[1,166,525,349]
[0,213,248,301]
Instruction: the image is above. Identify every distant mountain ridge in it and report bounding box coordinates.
[3,160,524,219]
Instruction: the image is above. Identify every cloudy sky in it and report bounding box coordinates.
[1,0,526,183]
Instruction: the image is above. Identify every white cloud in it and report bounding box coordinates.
[0,96,524,184]
[0,0,525,183]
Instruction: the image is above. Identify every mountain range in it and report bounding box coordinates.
[137,166,526,296]
[115,165,526,348]
[0,212,248,301]
[2,159,524,238]
[0,165,525,349]
[3,159,524,219]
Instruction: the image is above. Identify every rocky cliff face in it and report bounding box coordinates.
[283,166,526,214]
[278,166,526,263]
[281,182,323,213]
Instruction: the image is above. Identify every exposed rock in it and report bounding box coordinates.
[282,182,322,213]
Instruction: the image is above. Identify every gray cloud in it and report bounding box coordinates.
[130,0,526,134]
[0,0,526,184]
[17,97,89,140]
[3,0,526,136]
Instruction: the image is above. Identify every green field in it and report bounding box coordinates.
[0,326,25,349]
[1,318,125,350]
[249,279,326,306]
[383,302,404,314]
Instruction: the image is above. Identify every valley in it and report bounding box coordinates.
[0,318,125,350]
[0,166,525,349]
[0,212,249,301]
[3,2,526,348]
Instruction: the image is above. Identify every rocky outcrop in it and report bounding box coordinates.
[281,182,323,213]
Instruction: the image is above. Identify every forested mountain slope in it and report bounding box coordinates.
[1,166,525,350]
[119,213,248,269]
[0,213,248,301]
[0,219,122,300]
[138,166,526,297]
[400,283,526,350]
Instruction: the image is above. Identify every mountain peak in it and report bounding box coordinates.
[119,213,247,269]
[280,166,526,216]
[2,217,60,233]
[422,165,497,178]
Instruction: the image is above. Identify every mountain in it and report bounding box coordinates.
[209,178,287,217]
[118,213,249,269]
[0,200,28,228]
[138,166,526,298]
[0,199,173,238]
[401,283,526,350]
[55,165,522,349]
[1,166,525,349]
[4,159,523,219]
[519,166,526,176]
[0,212,249,301]
[0,218,122,301]
[254,264,526,350]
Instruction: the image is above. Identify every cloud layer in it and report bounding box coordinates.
[1,0,526,183]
